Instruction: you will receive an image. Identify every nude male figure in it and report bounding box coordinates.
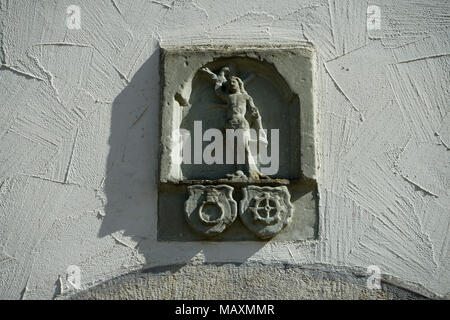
[201,66,268,179]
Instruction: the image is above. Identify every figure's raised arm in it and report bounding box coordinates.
[214,83,228,103]
[200,67,228,103]
[200,67,217,81]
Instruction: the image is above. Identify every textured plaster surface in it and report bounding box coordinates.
[0,0,449,299]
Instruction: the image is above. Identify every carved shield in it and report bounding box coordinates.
[240,186,293,239]
[185,185,237,236]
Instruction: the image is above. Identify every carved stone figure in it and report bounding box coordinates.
[240,186,293,239]
[185,185,237,236]
[159,46,318,241]
[201,66,268,180]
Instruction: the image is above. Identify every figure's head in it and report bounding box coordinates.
[229,76,244,93]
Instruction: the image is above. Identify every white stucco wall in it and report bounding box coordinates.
[0,0,449,299]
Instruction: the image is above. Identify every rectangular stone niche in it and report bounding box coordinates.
[158,44,318,241]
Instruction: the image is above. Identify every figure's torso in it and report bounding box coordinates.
[226,93,249,129]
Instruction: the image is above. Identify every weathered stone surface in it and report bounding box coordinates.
[158,183,317,241]
[159,45,317,183]
[240,186,293,238]
[185,185,237,236]
[158,45,318,241]
[67,264,430,300]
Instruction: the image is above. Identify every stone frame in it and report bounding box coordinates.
[159,44,318,184]
[157,44,319,241]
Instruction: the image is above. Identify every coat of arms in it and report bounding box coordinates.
[185,185,237,236]
[240,186,293,239]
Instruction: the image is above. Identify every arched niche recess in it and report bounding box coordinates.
[179,56,301,180]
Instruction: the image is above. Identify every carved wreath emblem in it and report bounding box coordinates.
[198,188,225,225]
[185,185,237,236]
[240,186,293,239]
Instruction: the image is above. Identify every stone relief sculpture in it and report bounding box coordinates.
[240,186,293,239]
[181,65,293,238]
[201,66,268,180]
[159,46,317,241]
[185,185,237,236]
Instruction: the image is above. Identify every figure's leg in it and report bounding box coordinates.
[225,125,247,179]
[244,130,261,179]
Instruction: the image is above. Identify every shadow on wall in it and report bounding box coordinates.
[98,44,266,266]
